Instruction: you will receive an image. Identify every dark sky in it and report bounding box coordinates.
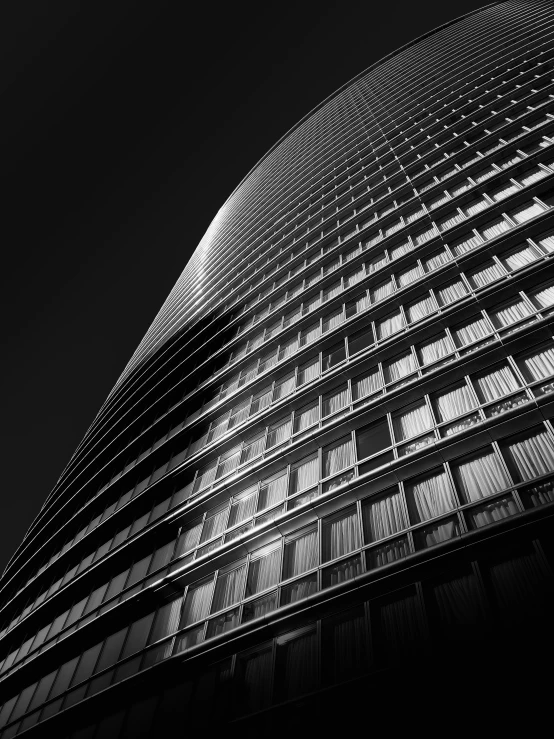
[0,0,490,574]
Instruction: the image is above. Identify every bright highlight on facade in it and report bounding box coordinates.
[2,1,554,736]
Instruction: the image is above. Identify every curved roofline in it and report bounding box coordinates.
[226,1,503,203]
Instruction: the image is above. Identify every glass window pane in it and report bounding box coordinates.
[246,547,281,597]
[452,449,511,503]
[212,565,246,612]
[362,487,408,543]
[289,455,319,495]
[258,472,287,510]
[405,469,457,523]
[181,578,214,628]
[283,528,318,579]
[500,427,554,483]
[473,364,520,403]
[322,506,360,562]
[323,437,354,477]
[356,418,391,460]
[392,401,433,441]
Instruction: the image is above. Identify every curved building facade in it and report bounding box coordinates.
[2,1,554,735]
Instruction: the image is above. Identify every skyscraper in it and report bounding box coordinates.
[2,0,554,735]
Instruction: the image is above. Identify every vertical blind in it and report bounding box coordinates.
[393,402,433,441]
[405,470,457,523]
[453,450,510,502]
[322,507,360,562]
[473,364,520,402]
[503,429,554,481]
[433,383,474,422]
[362,488,408,542]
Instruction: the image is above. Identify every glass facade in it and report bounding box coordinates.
[2,2,554,736]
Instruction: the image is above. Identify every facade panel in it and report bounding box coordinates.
[2,1,554,736]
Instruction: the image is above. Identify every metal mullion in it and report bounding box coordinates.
[396,479,412,532]
[506,353,532,393]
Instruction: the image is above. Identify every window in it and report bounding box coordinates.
[323,436,354,477]
[531,283,554,310]
[452,316,491,346]
[500,427,554,482]
[289,455,319,495]
[266,418,291,449]
[246,546,281,597]
[436,279,467,305]
[322,384,349,417]
[417,334,453,365]
[377,310,404,339]
[473,363,520,402]
[516,343,554,382]
[406,294,436,322]
[383,351,416,383]
[509,201,545,223]
[322,342,346,371]
[212,564,246,612]
[258,472,287,510]
[228,487,257,528]
[432,382,474,423]
[502,243,540,270]
[283,527,318,579]
[405,469,457,523]
[452,449,510,503]
[181,578,214,627]
[356,418,391,460]
[297,358,319,385]
[468,261,504,288]
[348,327,374,355]
[370,279,393,303]
[352,366,382,401]
[294,402,319,433]
[322,506,361,562]
[392,401,433,442]
[200,506,228,543]
[362,487,408,543]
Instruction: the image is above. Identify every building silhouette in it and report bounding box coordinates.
[2,1,554,736]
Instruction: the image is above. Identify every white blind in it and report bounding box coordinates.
[406,294,435,322]
[283,530,318,578]
[434,383,474,422]
[469,261,504,288]
[418,334,452,365]
[503,429,554,482]
[532,284,554,309]
[393,402,432,441]
[405,470,456,522]
[294,403,319,433]
[384,352,415,383]
[453,450,510,502]
[182,579,214,626]
[490,300,530,327]
[519,344,554,381]
[474,364,519,402]
[437,280,467,305]
[362,488,408,542]
[371,279,393,303]
[322,385,349,416]
[212,565,246,612]
[323,437,354,477]
[453,316,490,346]
[503,244,539,270]
[352,368,382,400]
[290,456,319,494]
[322,508,360,561]
[377,311,404,339]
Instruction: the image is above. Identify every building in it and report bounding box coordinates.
[2,1,554,735]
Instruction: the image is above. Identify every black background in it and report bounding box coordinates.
[0,0,489,574]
